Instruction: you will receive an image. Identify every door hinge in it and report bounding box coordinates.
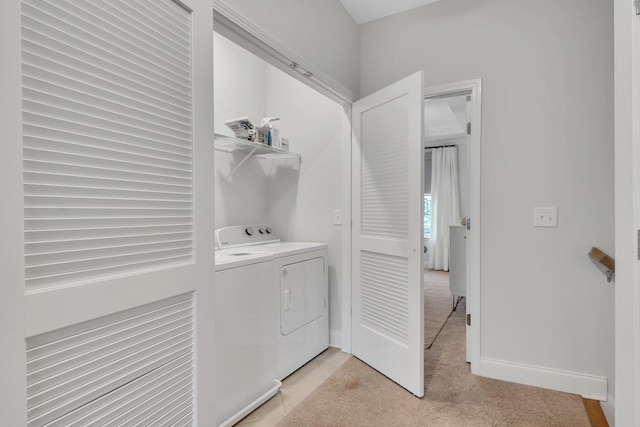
[466,313,471,326]
[466,122,471,135]
[636,0,640,15]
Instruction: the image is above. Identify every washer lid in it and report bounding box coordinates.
[214,249,273,271]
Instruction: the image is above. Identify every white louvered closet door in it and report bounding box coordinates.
[351,72,425,397]
[19,0,215,425]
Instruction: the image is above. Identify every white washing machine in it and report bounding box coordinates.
[216,225,329,380]
[214,249,280,427]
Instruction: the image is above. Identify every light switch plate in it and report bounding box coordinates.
[534,207,558,228]
[333,209,342,225]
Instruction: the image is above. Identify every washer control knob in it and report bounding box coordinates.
[258,227,265,234]
[244,227,253,236]
[265,227,272,234]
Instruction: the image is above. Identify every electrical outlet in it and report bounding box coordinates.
[333,209,342,225]
[534,207,558,228]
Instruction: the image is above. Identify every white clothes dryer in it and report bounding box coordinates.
[214,249,280,427]
[216,225,329,380]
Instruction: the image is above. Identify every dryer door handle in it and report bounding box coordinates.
[283,289,292,311]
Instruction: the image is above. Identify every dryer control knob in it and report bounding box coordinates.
[265,227,272,234]
[258,227,265,234]
[244,227,254,236]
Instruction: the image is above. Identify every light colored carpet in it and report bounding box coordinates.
[277,301,591,426]
[424,270,454,349]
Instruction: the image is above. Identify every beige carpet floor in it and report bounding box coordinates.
[424,270,454,349]
[278,297,591,426]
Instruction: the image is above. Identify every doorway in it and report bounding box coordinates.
[423,92,470,352]
[424,81,481,369]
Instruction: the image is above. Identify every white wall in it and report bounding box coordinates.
[361,0,615,398]
[217,0,360,99]
[264,67,344,344]
[214,32,345,344]
[214,33,268,227]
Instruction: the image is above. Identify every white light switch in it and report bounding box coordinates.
[333,209,342,225]
[534,207,558,228]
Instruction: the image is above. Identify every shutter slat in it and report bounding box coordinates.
[24,137,191,171]
[28,338,193,425]
[23,102,191,148]
[85,374,193,426]
[21,29,190,107]
[28,327,193,393]
[24,185,192,202]
[25,254,192,289]
[24,160,191,188]
[22,56,191,121]
[25,196,192,210]
[110,387,192,427]
[44,357,192,426]
[24,148,192,178]
[26,246,192,278]
[25,225,192,242]
[23,77,191,134]
[32,0,191,79]
[77,0,190,64]
[25,217,192,231]
[23,113,192,155]
[116,0,191,44]
[21,8,191,96]
[24,173,191,194]
[26,239,193,267]
[28,301,192,361]
[26,294,194,427]
[26,233,193,255]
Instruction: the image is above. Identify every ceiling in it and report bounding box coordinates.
[339,0,440,24]
[424,95,468,144]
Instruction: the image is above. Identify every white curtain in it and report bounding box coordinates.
[428,146,460,271]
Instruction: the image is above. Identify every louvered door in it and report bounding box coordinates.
[351,72,425,397]
[15,0,215,424]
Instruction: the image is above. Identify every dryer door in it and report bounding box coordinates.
[280,257,325,335]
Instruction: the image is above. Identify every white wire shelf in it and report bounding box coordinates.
[213,133,301,180]
[214,133,300,159]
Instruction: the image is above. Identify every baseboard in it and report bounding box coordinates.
[601,394,615,426]
[480,358,608,400]
[329,328,341,348]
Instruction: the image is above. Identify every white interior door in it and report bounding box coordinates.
[351,71,425,397]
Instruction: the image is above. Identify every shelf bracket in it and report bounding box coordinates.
[224,146,259,181]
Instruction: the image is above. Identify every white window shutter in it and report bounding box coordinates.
[21,0,194,290]
[26,293,195,426]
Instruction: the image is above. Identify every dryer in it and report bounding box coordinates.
[216,225,329,380]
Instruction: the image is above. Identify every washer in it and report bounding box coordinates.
[216,225,329,380]
[214,248,280,427]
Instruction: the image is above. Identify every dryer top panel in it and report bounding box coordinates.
[252,242,328,258]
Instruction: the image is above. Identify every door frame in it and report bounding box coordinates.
[343,79,481,370]
[614,0,640,423]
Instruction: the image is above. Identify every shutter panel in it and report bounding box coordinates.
[360,251,409,345]
[360,97,409,239]
[21,0,194,290]
[26,294,194,426]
